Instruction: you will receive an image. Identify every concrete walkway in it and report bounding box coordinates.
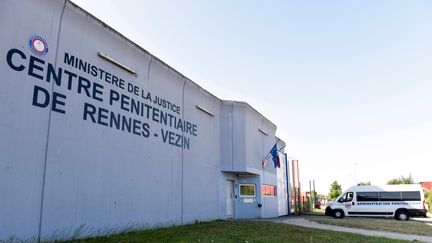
[412,217,432,227]
[268,216,432,243]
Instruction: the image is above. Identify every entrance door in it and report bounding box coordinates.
[226,180,234,218]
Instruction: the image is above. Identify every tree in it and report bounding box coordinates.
[310,191,318,201]
[328,181,342,200]
[424,189,432,211]
[357,181,371,186]
[387,175,414,185]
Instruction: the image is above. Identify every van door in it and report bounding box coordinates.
[337,192,356,216]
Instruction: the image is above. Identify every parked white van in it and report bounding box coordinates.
[325,184,428,220]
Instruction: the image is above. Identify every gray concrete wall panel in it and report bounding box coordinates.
[231,103,246,172]
[220,102,234,171]
[40,1,185,239]
[0,0,64,240]
[182,81,222,223]
[277,151,288,216]
[221,101,277,174]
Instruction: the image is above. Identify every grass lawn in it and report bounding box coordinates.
[310,218,432,237]
[66,220,404,243]
[304,208,326,215]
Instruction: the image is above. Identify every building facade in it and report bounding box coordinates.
[0,0,289,241]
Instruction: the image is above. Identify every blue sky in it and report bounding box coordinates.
[72,0,432,193]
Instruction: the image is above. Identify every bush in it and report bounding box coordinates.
[328,181,342,200]
[425,189,432,211]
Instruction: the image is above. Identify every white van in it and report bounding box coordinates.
[325,184,428,220]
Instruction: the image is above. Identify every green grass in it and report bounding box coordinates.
[65,220,405,243]
[304,208,326,216]
[310,218,432,237]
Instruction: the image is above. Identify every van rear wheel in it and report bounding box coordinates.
[334,210,344,219]
[395,210,409,221]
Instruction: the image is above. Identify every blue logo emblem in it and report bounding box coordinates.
[29,35,48,56]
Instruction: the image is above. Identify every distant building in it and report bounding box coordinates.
[420,182,432,191]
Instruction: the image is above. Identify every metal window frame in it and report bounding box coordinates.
[239,183,256,198]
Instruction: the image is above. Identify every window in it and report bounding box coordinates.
[239,184,256,197]
[401,191,421,201]
[379,192,401,201]
[261,185,276,197]
[338,192,354,202]
[356,192,379,201]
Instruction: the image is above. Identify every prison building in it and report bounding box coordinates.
[0,0,289,241]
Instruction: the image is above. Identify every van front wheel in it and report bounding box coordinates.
[334,210,344,219]
[395,210,409,221]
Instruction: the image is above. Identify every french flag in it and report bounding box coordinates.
[271,144,280,168]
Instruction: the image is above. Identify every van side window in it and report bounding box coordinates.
[357,192,379,201]
[379,192,401,201]
[338,192,354,202]
[346,192,353,202]
[401,191,421,201]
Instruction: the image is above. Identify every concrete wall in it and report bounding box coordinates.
[40,3,181,238]
[0,0,286,241]
[182,81,222,223]
[220,101,281,219]
[277,141,289,216]
[0,0,65,240]
[220,101,277,174]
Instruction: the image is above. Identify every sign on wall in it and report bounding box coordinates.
[5,35,200,149]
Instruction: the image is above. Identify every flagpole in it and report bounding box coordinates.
[263,138,281,160]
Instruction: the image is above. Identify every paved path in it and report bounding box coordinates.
[412,217,432,227]
[267,216,432,242]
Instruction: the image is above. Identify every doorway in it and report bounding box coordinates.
[226,180,234,218]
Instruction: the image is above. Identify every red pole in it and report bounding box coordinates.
[296,160,301,214]
[296,160,300,192]
[291,159,296,215]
